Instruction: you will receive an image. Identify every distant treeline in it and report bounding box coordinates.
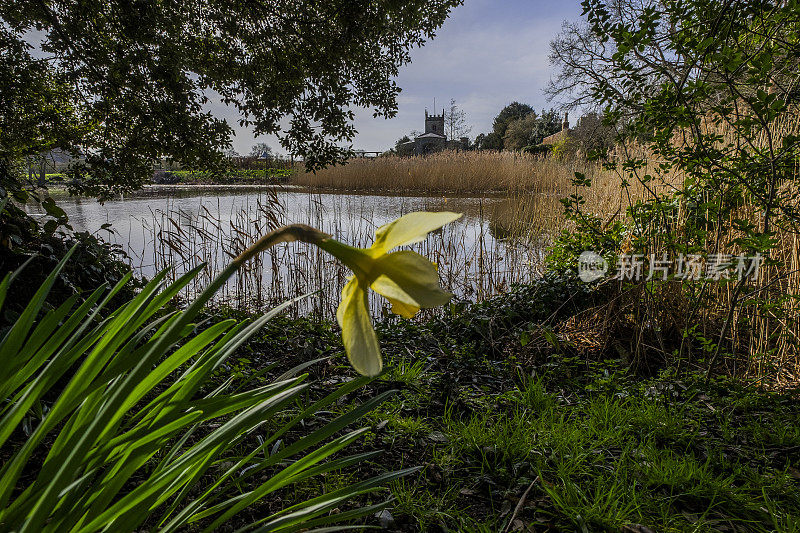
[392,103,616,159]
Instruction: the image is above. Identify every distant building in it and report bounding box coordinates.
[398,110,468,156]
[413,111,447,154]
[542,113,571,146]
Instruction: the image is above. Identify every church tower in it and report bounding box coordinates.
[425,110,446,138]
[412,108,449,155]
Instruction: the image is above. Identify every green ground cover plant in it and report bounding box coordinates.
[202,278,800,531]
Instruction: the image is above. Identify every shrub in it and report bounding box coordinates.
[522,144,552,156]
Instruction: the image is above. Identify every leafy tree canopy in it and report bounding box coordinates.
[249,143,273,159]
[492,102,535,139]
[478,132,503,150]
[502,114,538,151]
[503,108,562,150]
[394,135,413,155]
[0,0,462,199]
[568,112,616,155]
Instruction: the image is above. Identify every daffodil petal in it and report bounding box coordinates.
[370,250,453,314]
[336,277,382,377]
[387,298,420,319]
[372,212,462,253]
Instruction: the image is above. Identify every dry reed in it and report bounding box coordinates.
[558,117,800,385]
[292,150,585,194]
[136,189,544,317]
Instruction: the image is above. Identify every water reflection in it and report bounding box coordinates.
[27,186,543,315]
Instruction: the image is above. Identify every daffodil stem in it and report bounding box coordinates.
[232,224,330,267]
[164,225,329,334]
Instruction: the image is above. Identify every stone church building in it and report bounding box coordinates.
[412,111,447,154]
[398,110,468,156]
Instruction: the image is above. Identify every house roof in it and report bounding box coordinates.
[415,132,446,139]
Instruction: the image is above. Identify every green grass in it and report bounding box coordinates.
[373,370,800,531]
[170,169,292,183]
[39,169,293,186]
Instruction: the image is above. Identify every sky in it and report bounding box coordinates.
[223,0,585,156]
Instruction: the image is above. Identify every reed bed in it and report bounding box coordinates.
[695,120,800,383]
[292,150,584,194]
[551,118,800,384]
[292,149,676,238]
[133,190,544,317]
[479,151,680,240]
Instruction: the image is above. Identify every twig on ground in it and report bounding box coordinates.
[502,476,539,533]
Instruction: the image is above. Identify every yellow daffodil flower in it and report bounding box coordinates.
[234,211,462,377]
[316,211,462,376]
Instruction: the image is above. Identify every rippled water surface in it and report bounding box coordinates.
[29,186,542,315]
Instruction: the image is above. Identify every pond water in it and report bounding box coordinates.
[27,186,543,316]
